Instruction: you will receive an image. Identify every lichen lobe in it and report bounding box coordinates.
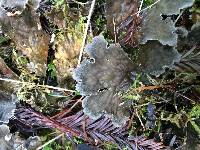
[73,36,134,126]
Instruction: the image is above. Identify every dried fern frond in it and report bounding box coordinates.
[175,51,200,74]
[15,105,165,150]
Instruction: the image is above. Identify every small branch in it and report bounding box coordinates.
[127,111,135,129]
[0,77,76,93]
[113,17,117,45]
[131,84,171,93]
[135,108,145,130]
[78,0,96,65]
[51,96,83,119]
[138,0,144,16]
[181,45,196,59]
[135,0,160,15]
[69,0,89,5]
[36,133,64,150]
[82,116,88,140]
[168,88,196,103]
[174,10,184,24]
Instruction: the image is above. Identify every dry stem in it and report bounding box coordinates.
[78,0,96,65]
[0,77,76,93]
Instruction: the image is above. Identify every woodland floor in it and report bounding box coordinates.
[0,0,200,150]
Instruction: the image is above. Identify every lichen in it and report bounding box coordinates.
[73,35,134,126]
[0,0,28,14]
[0,91,16,124]
[155,0,195,15]
[140,11,177,46]
[0,0,41,14]
[140,0,195,46]
[136,40,181,76]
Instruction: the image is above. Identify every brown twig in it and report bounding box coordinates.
[82,116,88,140]
[127,111,135,129]
[51,96,84,119]
[131,84,172,93]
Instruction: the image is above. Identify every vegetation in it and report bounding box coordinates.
[0,0,200,150]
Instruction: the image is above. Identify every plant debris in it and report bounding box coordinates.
[15,105,165,150]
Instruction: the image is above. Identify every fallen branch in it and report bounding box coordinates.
[51,96,83,119]
[131,84,171,93]
[0,78,76,93]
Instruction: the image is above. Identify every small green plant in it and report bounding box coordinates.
[43,141,71,150]
[122,74,142,101]
[74,91,81,96]
[189,105,200,136]
[0,35,10,46]
[73,137,83,144]
[143,0,155,7]
[42,133,73,150]
[12,50,29,66]
[48,62,57,79]
[43,145,53,150]
[49,0,65,7]
[103,142,118,150]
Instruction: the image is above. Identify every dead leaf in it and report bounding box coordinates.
[105,0,141,46]
[0,57,19,92]
[105,0,139,35]
[53,35,82,87]
[42,5,85,87]
[0,1,50,76]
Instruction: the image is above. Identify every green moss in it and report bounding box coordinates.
[0,36,10,46]
[143,0,155,7]
[49,0,65,7]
